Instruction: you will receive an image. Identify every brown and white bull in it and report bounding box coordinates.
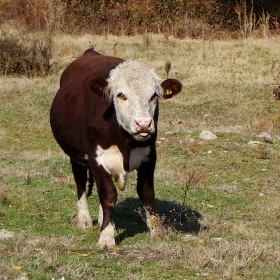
[50,49,182,249]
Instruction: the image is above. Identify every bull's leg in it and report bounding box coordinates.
[71,159,93,228]
[137,159,162,238]
[97,182,117,248]
[96,202,116,249]
[90,162,117,249]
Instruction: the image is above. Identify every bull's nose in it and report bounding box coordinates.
[134,118,153,132]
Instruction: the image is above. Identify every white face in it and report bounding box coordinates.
[106,60,162,141]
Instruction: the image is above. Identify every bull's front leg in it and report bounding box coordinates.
[137,156,162,238]
[90,163,117,249]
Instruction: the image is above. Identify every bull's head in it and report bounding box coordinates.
[92,60,182,141]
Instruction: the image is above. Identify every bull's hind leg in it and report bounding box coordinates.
[71,159,93,228]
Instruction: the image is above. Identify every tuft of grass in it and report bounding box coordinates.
[164,61,171,78]
[142,30,152,58]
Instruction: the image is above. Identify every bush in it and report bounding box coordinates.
[1,0,280,35]
[0,32,53,77]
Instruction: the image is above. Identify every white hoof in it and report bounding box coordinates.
[76,220,93,229]
[76,193,93,228]
[97,223,115,249]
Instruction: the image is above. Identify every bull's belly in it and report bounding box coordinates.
[95,145,150,191]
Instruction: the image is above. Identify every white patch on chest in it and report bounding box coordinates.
[95,145,150,191]
[129,146,150,171]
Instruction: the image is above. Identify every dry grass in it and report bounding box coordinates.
[1,27,280,279]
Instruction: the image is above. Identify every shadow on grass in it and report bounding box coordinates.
[112,197,202,245]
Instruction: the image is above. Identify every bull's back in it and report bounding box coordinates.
[50,52,123,158]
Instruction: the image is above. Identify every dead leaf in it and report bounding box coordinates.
[113,247,121,251]
[78,253,91,257]
[11,266,21,270]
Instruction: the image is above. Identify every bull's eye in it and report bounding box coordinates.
[150,92,159,102]
[116,92,127,101]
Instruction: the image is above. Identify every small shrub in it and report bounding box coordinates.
[236,0,256,38]
[0,32,53,77]
[256,145,270,159]
[142,31,152,51]
[0,193,10,205]
[271,112,280,132]
[247,119,272,134]
[271,59,280,85]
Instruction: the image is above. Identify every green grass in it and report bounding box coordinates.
[1,33,280,279]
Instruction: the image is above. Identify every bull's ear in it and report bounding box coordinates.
[161,79,182,99]
[91,78,108,96]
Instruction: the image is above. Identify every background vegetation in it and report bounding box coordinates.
[0,0,280,279]
[0,0,280,37]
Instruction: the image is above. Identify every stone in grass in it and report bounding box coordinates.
[260,132,273,143]
[196,272,210,277]
[0,229,14,240]
[248,141,264,147]
[199,130,217,140]
[181,234,197,242]
[165,131,175,136]
[0,277,29,280]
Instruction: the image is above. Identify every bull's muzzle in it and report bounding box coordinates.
[133,118,154,140]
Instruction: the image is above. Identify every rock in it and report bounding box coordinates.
[211,237,223,242]
[199,130,217,140]
[0,229,14,240]
[248,141,264,147]
[25,238,42,246]
[220,184,239,189]
[181,234,197,242]
[165,131,175,135]
[196,273,209,277]
[260,132,273,143]
[202,203,214,208]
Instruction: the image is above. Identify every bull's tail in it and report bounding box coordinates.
[87,168,94,197]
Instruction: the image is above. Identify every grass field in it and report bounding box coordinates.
[1,32,280,279]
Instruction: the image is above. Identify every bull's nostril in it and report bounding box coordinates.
[134,120,141,131]
[134,118,153,132]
